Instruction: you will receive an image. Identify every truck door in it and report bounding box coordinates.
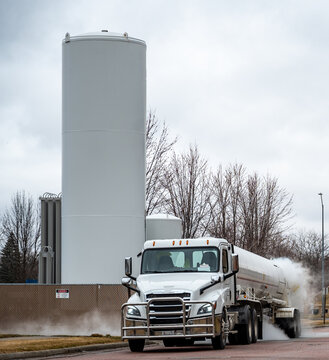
[222,245,235,305]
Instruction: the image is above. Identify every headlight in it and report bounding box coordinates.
[127,306,141,317]
[197,303,213,315]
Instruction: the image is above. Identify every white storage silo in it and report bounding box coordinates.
[146,214,182,240]
[62,31,146,284]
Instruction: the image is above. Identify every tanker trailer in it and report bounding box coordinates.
[231,246,301,343]
[121,238,301,352]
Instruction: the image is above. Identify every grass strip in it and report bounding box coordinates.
[0,336,121,354]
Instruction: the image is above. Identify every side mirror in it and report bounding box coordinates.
[121,276,140,295]
[211,274,221,283]
[232,254,239,273]
[122,277,131,286]
[125,257,132,277]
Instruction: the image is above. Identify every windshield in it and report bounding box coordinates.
[141,247,219,274]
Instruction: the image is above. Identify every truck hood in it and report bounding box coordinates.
[137,273,215,299]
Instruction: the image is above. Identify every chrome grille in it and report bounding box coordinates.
[146,293,191,325]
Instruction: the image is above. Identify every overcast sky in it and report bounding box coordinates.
[0,0,328,233]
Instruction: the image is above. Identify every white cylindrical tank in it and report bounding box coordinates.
[234,246,289,304]
[146,214,182,240]
[62,31,146,284]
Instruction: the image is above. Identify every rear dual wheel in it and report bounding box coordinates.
[251,308,258,343]
[229,306,260,345]
[240,305,252,344]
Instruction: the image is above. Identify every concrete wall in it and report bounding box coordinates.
[0,284,128,336]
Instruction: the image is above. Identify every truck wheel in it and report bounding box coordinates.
[212,332,226,350]
[128,339,145,352]
[251,309,258,343]
[184,339,195,346]
[258,315,263,340]
[240,305,252,344]
[163,339,194,347]
[212,309,227,350]
[228,333,239,345]
[163,339,176,347]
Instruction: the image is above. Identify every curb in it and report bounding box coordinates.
[0,341,128,360]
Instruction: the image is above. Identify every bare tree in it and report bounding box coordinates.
[208,164,293,258]
[239,173,293,257]
[1,191,40,282]
[288,230,329,287]
[208,164,245,244]
[162,145,211,238]
[146,112,177,215]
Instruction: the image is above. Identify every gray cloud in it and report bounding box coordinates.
[0,0,328,232]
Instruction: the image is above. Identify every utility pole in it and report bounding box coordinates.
[318,193,325,324]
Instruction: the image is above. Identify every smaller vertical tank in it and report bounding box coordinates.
[146,214,182,240]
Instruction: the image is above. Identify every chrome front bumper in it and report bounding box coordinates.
[121,297,221,340]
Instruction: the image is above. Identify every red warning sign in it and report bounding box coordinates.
[56,289,69,299]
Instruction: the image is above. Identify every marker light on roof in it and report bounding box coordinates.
[186,240,189,245]
[172,241,175,246]
[153,241,155,246]
[179,240,182,245]
[207,240,209,245]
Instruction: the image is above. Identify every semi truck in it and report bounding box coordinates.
[121,237,301,352]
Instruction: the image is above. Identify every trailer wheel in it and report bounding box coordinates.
[251,309,258,343]
[128,339,145,352]
[240,305,252,344]
[287,310,301,338]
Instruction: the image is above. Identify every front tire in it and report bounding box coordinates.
[212,309,227,350]
[128,339,145,352]
[212,332,226,350]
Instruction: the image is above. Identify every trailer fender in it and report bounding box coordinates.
[276,307,295,319]
[275,308,301,339]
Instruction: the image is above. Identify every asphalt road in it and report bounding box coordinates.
[43,328,329,360]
